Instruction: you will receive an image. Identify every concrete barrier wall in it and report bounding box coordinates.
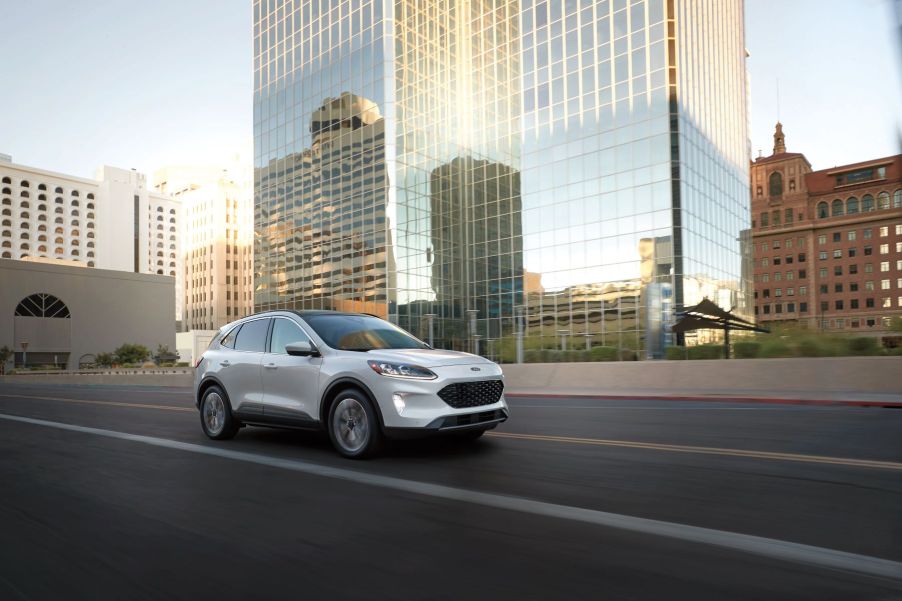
[2,357,900,398]
[499,357,902,396]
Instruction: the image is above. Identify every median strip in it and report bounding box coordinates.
[0,411,900,582]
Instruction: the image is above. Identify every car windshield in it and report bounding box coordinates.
[303,314,428,351]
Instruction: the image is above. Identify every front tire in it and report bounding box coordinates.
[200,385,239,440]
[327,389,382,458]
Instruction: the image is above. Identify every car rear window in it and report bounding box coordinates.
[233,319,270,352]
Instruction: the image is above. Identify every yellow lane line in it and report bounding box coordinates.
[486,431,902,471]
[2,393,897,471]
[0,394,193,413]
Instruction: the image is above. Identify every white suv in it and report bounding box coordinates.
[194,311,509,458]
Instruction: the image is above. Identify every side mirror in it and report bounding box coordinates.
[286,341,319,357]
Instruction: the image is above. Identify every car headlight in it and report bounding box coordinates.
[367,360,437,380]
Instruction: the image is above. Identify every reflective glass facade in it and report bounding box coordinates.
[254,0,750,360]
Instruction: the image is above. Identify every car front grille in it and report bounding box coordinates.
[437,379,504,408]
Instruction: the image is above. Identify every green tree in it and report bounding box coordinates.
[0,346,13,375]
[113,344,151,365]
[95,352,115,368]
[153,344,178,364]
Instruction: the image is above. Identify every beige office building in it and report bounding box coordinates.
[155,164,253,331]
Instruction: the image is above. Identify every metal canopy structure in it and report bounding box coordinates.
[671,298,769,358]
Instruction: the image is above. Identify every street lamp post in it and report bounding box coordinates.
[424,313,437,348]
[514,305,525,364]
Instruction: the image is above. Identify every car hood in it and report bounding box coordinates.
[359,348,493,368]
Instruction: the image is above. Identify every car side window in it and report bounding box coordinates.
[233,319,270,352]
[220,325,239,349]
[269,318,312,354]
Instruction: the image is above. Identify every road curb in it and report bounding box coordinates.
[504,392,902,408]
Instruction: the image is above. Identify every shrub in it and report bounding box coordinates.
[619,349,638,361]
[845,337,880,356]
[759,340,793,358]
[523,349,544,363]
[589,346,619,361]
[665,347,686,360]
[95,352,115,367]
[732,341,760,358]
[113,344,151,365]
[141,361,157,369]
[687,345,723,360]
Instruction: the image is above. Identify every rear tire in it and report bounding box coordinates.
[199,385,240,440]
[327,389,382,458]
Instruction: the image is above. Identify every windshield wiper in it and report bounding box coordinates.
[341,347,374,352]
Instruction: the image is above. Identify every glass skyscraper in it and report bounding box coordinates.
[254,0,750,360]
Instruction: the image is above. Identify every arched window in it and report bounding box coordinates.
[156,269,163,274]
[157,251,163,257]
[846,197,858,214]
[20,242,29,250]
[831,199,843,216]
[71,220,79,227]
[20,211,29,219]
[20,222,30,229]
[877,192,890,210]
[14,293,71,318]
[157,206,164,212]
[1,187,10,194]
[87,241,94,248]
[1,230,9,237]
[1,241,9,248]
[157,224,163,230]
[54,227,63,234]
[54,187,63,194]
[862,194,874,212]
[71,200,79,207]
[37,204,46,211]
[1,177,10,184]
[37,194,46,201]
[894,189,902,208]
[37,224,46,232]
[2,198,9,205]
[86,202,95,209]
[54,247,63,255]
[71,229,79,236]
[71,190,79,197]
[88,261,95,267]
[1,252,10,258]
[38,183,46,191]
[169,226,175,232]
[169,217,175,223]
[71,240,79,246]
[37,245,47,252]
[20,181,30,188]
[71,209,79,216]
[20,201,29,209]
[55,197,63,204]
[37,214,46,222]
[169,208,176,214]
[20,190,29,198]
[55,217,63,224]
[87,222,94,229]
[54,207,63,214]
[87,232,94,239]
[87,212,94,219]
[1,208,10,216]
[71,249,79,256]
[21,232,29,240]
[1,219,9,226]
[54,237,64,244]
[157,215,164,221]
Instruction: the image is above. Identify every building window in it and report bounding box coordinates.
[866,298,875,308]
[787,287,795,295]
[786,271,794,280]
[849,248,857,257]
[846,198,859,214]
[760,212,769,227]
[834,266,842,276]
[833,249,842,259]
[774,257,782,266]
[831,199,844,216]
[775,272,782,281]
[865,281,875,291]
[819,251,828,261]
[864,246,872,256]
[848,230,856,241]
[763,305,771,314]
[862,195,874,212]
[819,268,828,278]
[820,301,829,312]
[819,284,828,294]
[878,192,890,210]
[850,264,858,274]
[817,202,828,219]
[851,299,859,309]
[883,298,892,308]
[880,244,889,255]
[800,302,808,312]
[769,172,783,197]
[881,262,890,272]
[798,253,806,262]
[763,289,770,298]
[851,282,859,292]
[835,283,843,293]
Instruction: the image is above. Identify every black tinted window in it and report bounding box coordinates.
[303,314,427,350]
[269,318,310,354]
[233,319,269,352]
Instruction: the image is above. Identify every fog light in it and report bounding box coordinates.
[392,393,406,414]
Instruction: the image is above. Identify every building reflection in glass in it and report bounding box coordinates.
[254,1,751,360]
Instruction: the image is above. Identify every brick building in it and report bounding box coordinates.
[751,124,902,335]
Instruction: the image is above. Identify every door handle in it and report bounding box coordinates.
[219,360,231,367]
[264,363,278,369]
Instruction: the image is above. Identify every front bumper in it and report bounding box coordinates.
[383,407,509,439]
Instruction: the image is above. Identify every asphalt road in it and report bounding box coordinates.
[0,382,900,600]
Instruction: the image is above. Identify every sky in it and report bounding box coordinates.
[1,0,899,180]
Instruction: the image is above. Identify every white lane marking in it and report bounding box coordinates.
[506,404,858,411]
[1,412,900,582]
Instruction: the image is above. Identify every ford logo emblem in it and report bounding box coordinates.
[470,367,481,371]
